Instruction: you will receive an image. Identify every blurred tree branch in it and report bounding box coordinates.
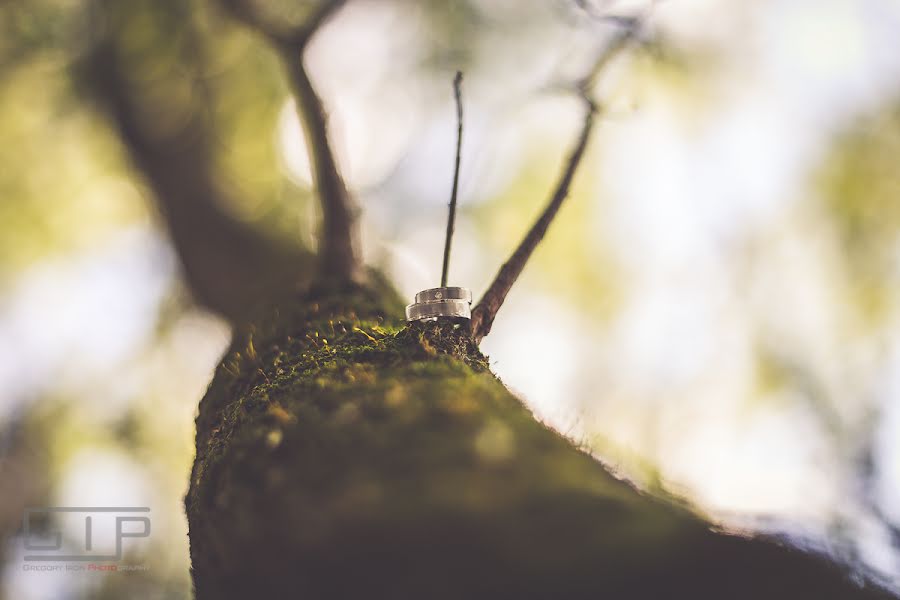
[81,0,315,325]
[221,0,361,284]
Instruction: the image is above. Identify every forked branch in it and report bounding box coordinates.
[222,0,360,283]
[469,24,640,343]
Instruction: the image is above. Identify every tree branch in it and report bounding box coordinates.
[469,101,596,343]
[222,0,360,284]
[469,24,640,343]
[82,0,315,325]
[441,71,464,288]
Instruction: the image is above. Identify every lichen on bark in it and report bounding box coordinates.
[186,283,895,600]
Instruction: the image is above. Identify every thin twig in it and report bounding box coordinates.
[221,0,359,283]
[469,102,596,343]
[469,23,641,343]
[441,71,464,288]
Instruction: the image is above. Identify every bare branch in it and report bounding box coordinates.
[222,0,360,283]
[469,102,596,343]
[441,71,465,288]
[470,24,640,343]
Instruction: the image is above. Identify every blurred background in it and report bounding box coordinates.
[1,0,899,597]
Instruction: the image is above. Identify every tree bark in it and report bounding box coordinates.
[185,281,895,600]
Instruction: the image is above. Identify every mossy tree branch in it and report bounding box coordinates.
[221,0,361,284]
[186,283,896,599]
[163,4,898,598]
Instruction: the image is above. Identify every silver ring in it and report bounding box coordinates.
[414,287,473,304]
[406,298,471,321]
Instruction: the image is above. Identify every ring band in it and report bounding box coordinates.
[414,287,473,304]
[406,298,471,321]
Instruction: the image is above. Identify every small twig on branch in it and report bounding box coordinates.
[441,71,465,288]
[222,0,359,283]
[469,102,596,343]
[469,22,641,343]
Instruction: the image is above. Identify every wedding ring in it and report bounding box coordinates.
[414,287,472,304]
[406,287,473,322]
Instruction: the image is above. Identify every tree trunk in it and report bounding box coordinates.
[185,282,894,600]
